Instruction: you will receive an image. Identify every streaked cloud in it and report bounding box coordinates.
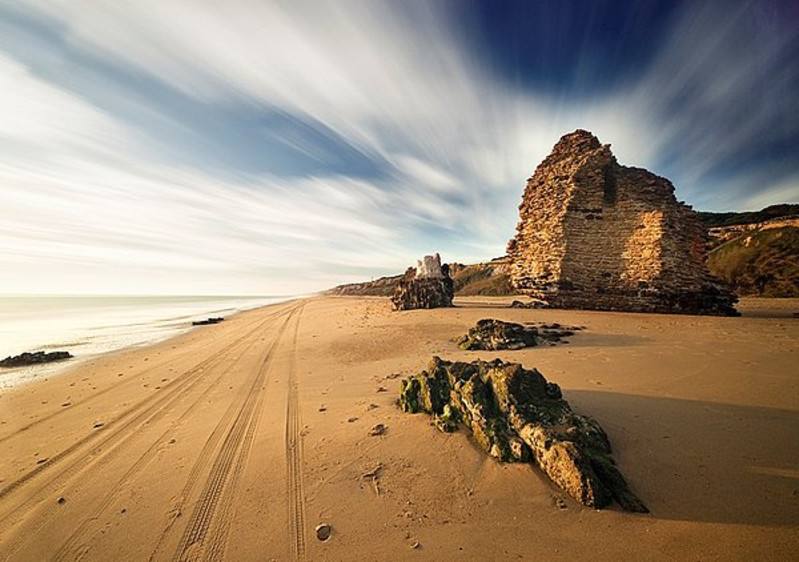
[0,1,796,294]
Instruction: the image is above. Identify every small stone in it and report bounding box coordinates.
[315,523,332,542]
[369,424,387,436]
[93,422,104,429]
[347,417,358,423]
[376,387,388,393]
[57,497,66,505]
[410,540,421,549]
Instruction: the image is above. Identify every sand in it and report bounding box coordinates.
[0,296,797,561]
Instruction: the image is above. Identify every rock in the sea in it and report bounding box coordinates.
[192,317,224,326]
[391,253,454,311]
[398,357,647,512]
[457,319,578,350]
[0,351,73,368]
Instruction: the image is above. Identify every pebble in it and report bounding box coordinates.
[315,523,332,541]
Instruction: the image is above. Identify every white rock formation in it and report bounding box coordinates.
[415,253,444,279]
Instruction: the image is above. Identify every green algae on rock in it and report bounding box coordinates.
[398,357,647,512]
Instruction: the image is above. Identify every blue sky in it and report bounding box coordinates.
[0,1,797,295]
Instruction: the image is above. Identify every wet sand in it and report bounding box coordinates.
[0,296,797,561]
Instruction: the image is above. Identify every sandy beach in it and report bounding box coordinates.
[0,296,797,561]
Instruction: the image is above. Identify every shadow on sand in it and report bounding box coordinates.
[565,390,799,527]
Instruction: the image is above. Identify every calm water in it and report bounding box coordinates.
[0,295,291,387]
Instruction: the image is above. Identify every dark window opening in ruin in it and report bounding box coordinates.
[603,164,617,205]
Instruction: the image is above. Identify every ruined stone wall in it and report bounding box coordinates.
[508,130,738,315]
[507,132,590,295]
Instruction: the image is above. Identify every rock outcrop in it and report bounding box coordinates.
[192,317,224,326]
[456,319,579,350]
[507,129,738,315]
[0,351,73,368]
[509,299,546,309]
[399,357,647,512]
[391,253,454,310]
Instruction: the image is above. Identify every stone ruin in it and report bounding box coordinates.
[391,253,454,310]
[507,130,738,315]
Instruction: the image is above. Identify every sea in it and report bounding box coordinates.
[0,295,292,388]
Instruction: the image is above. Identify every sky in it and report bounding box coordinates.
[0,0,797,295]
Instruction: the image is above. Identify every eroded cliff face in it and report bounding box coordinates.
[507,130,738,315]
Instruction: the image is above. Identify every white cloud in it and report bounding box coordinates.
[0,1,795,294]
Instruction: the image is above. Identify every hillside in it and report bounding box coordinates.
[450,259,515,296]
[698,204,799,228]
[326,273,402,297]
[707,226,799,297]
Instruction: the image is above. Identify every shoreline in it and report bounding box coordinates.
[0,296,797,560]
[0,296,298,389]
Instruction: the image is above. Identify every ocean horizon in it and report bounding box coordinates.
[0,294,294,387]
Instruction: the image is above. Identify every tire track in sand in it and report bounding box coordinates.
[285,304,307,561]
[50,304,302,562]
[203,303,307,562]
[0,306,294,561]
[171,304,302,561]
[0,308,285,505]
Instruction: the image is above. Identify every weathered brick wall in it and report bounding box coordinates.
[508,130,738,315]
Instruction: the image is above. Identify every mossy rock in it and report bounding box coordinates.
[396,356,647,512]
[456,319,581,351]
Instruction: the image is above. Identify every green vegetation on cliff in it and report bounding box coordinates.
[708,227,799,297]
[450,262,514,296]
